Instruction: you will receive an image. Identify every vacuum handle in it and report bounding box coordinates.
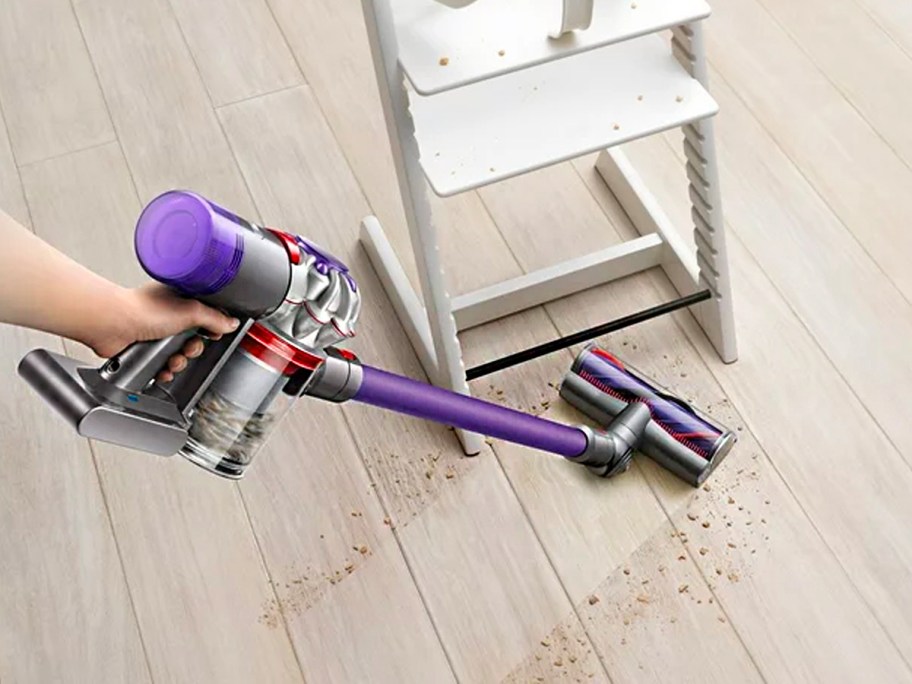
[99,331,198,393]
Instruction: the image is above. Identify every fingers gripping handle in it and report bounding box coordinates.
[99,331,198,392]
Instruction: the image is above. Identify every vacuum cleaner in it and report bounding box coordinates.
[17,191,735,486]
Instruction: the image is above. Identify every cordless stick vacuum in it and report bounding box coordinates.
[18,192,735,485]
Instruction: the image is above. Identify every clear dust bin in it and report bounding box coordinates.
[180,322,321,479]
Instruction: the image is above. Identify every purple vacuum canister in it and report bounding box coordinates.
[135,190,293,318]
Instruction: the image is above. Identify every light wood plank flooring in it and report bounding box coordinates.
[0,0,910,681]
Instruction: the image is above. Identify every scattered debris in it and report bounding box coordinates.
[439,57,450,66]
[699,547,709,556]
[678,584,689,594]
[588,595,600,605]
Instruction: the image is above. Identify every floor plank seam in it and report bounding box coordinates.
[57,7,311,675]
[212,90,461,680]
[463,182,637,681]
[65,0,140,209]
[49,326,157,683]
[751,0,912,178]
[213,27,627,679]
[663,260,912,676]
[213,82,309,111]
[571,147,911,674]
[12,104,153,677]
[634,459,770,682]
[153,13,316,679]
[470,171,771,680]
[214,73,609,681]
[485,438,618,683]
[203,128,349,682]
[235,486,310,683]
[82,435,158,683]
[564,160,768,680]
[0,89,37,230]
[256,0,435,251]
[848,0,912,62]
[30,8,178,659]
[6,0,909,677]
[700,61,912,310]
[15,137,119,172]
[335,407,463,683]
[656,130,912,476]
[261,0,310,88]
[161,0,219,115]
[207,34,613,677]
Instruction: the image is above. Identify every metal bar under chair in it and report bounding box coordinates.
[464,290,712,380]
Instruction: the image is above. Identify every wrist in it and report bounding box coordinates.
[77,282,137,358]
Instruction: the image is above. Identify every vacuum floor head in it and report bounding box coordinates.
[560,345,735,486]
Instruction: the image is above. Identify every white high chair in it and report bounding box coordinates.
[358,0,737,454]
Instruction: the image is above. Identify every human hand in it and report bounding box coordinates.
[85,283,240,382]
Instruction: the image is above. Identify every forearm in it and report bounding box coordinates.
[0,208,131,348]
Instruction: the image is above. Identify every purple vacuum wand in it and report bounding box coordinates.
[358,366,588,457]
[298,349,652,479]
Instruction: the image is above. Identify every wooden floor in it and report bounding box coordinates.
[1,0,911,681]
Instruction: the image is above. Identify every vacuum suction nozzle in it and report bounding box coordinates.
[561,345,736,486]
[566,402,651,477]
